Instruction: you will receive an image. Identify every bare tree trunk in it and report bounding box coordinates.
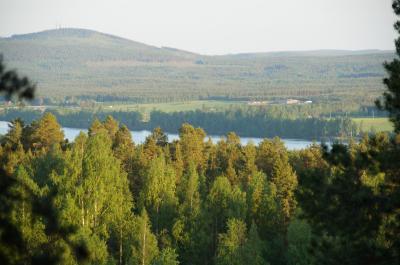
[81,199,85,226]
[119,226,123,265]
[142,222,146,265]
[94,200,97,227]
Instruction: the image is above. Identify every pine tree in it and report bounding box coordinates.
[169,141,184,184]
[0,119,26,175]
[150,127,168,147]
[256,139,298,234]
[240,142,258,188]
[28,113,64,152]
[179,123,206,172]
[113,124,135,176]
[88,118,106,136]
[103,115,119,141]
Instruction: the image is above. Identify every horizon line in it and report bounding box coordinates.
[1,27,395,56]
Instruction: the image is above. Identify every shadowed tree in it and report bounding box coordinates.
[0,55,89,265]
[297,3,400,261]
[376,0,400,133]
[0,55,35,100]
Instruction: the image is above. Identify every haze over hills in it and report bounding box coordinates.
[0,28,395,104]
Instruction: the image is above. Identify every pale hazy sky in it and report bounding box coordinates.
[0,0,397,55]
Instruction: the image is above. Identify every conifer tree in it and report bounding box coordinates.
[169,141,184,185]
[0,119,26,175]
[150,127,168,147]
[29,113,64,152]
[88,118,106,136]
[286,219,313,265]
[179,123,206,172]
[103,115,119,141]
[256,139,298,234]
[377,0,400,132]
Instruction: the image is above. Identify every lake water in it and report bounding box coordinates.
[0,121,317,150]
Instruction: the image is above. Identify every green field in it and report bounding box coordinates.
[353,117,393,132]
[94,100,245,121]
[99,100,245,113]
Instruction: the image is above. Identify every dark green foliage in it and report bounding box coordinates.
[295,2,400,265]
[377,0,400,133]
[0,107,359,140]
[297,135,400,264]
[0,55,35,100]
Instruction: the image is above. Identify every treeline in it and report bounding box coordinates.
[149,110,357,139]
[0,113,398,265]
[0,108,359,140]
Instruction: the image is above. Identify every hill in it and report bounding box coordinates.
[0,28,395,105]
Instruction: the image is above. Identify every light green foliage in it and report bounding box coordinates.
[179,162,200,217]
[11,166,47,255]
[139,155,177,234]
[129,209,159,265]
[256,138,298,231]
[3,111,399,265]
[247,171,278,230]
[81,131,131,235]
[153,248,180,265]
[216,219,267,265]
[207,176,247,257]
[179,123,206,171]
[353,117,393,133]
[207,177,247,226]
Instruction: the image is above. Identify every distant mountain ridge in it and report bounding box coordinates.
[3,28,393,57]
[0,28,395,103]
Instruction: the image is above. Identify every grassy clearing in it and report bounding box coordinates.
[353,117,393,132]
[99,100,245,113]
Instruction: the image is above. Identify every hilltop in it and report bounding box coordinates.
[0,28,395,104]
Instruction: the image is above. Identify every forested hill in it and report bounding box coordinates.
[2,28,197,62]
[0,28,395,104]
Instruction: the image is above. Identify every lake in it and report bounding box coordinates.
[0,121,317,150]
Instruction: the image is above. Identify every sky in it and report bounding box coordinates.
[0,0,397,55]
